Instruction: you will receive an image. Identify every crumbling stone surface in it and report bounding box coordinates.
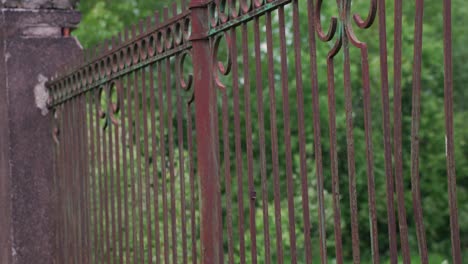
[3,9,81,38]
[0,6,82,264]
[0,0,78,10]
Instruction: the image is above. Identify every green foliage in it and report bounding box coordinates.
[74,0,167,48]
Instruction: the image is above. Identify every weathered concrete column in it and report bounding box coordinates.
[0,1,81,263]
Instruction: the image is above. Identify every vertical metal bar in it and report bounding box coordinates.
[52,106,57,264]
[75,95,86,263]
[221,81,235,264]
[94,88,104,263]
[278,6,298,263]
[392,0,411,261]
[133,54,145,264]
[125,39,139,262]
[71,98,77,264]
[69,99,76,264]
[265,10,284,264]
[149,61,162,264]
[410,0,429,262]
[75,98,82,264]
[58,106,65,263]
[81,93,91,264]
[180,0,184,12]
[190,1,223,262]
[59,104,67,264]
[291,0,312,262]
[169,47,177,264]
[57,103,64,264]
[55,104,61,264]
[241,20,258,264]
[79,95,90,264]
[186,101,197,264]
[87,90,98,264]
[66,97,74,264]
[443,0,462,262]
[63,100,71,263]
[167,7,180,264]
[115,36,123,264]
[164,11,179,264]
[52,107,59,264]
[112,81,123,264]
[81,94,88,264]
[72,94,81,264]
[345,2,380,261]
[360,42,380,264]
[107,86,117,264]
[253,15,271,264]
[230,25,247,264]
[65,101,71,264]
[74,95,81,264]
[101,84,112,264]
[157,56,170,264]
[343,26,359,264]
[325,35,343,264]
[212,45,224,264]
[306,0,328,262]
[87,99,94,264]
[122,28,131,264]
[55,109,62,264]
[76,94,83,263]
[176,54,189,264]
[111,40,123,264]
[81,53,92,264]
[75,95,82,264]
[213,33,233,264]
[66,95,74,264]
[85,93,92,264]
[120,74,130,264]
[141,63,154,264]
[60,102,69,264]
[377,0,398,262]
[105,84,117,264]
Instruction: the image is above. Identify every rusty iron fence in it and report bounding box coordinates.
[46,0,463,263]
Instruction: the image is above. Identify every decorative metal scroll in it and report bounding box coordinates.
[47,9,192,107]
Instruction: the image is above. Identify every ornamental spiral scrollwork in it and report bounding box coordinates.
[176,49,195,104]
[346,0,377,47]
[209,0,277,28]
[97,80,122,130]
[352,0,377,29]
[212,31,232,91]
[177,50,194,92]
[47,11,191,107]
[316,0,378,54]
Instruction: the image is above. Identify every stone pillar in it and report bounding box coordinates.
[0,1,81,263]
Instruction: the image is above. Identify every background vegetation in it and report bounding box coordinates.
[74,0,468,263]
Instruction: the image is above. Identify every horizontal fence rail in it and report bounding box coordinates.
[47,0,464,263]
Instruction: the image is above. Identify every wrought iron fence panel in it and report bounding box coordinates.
[47,0,463,263]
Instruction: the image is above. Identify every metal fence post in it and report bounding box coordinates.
[190,1,223,263]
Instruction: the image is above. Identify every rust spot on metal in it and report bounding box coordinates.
[62,27,70,37]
